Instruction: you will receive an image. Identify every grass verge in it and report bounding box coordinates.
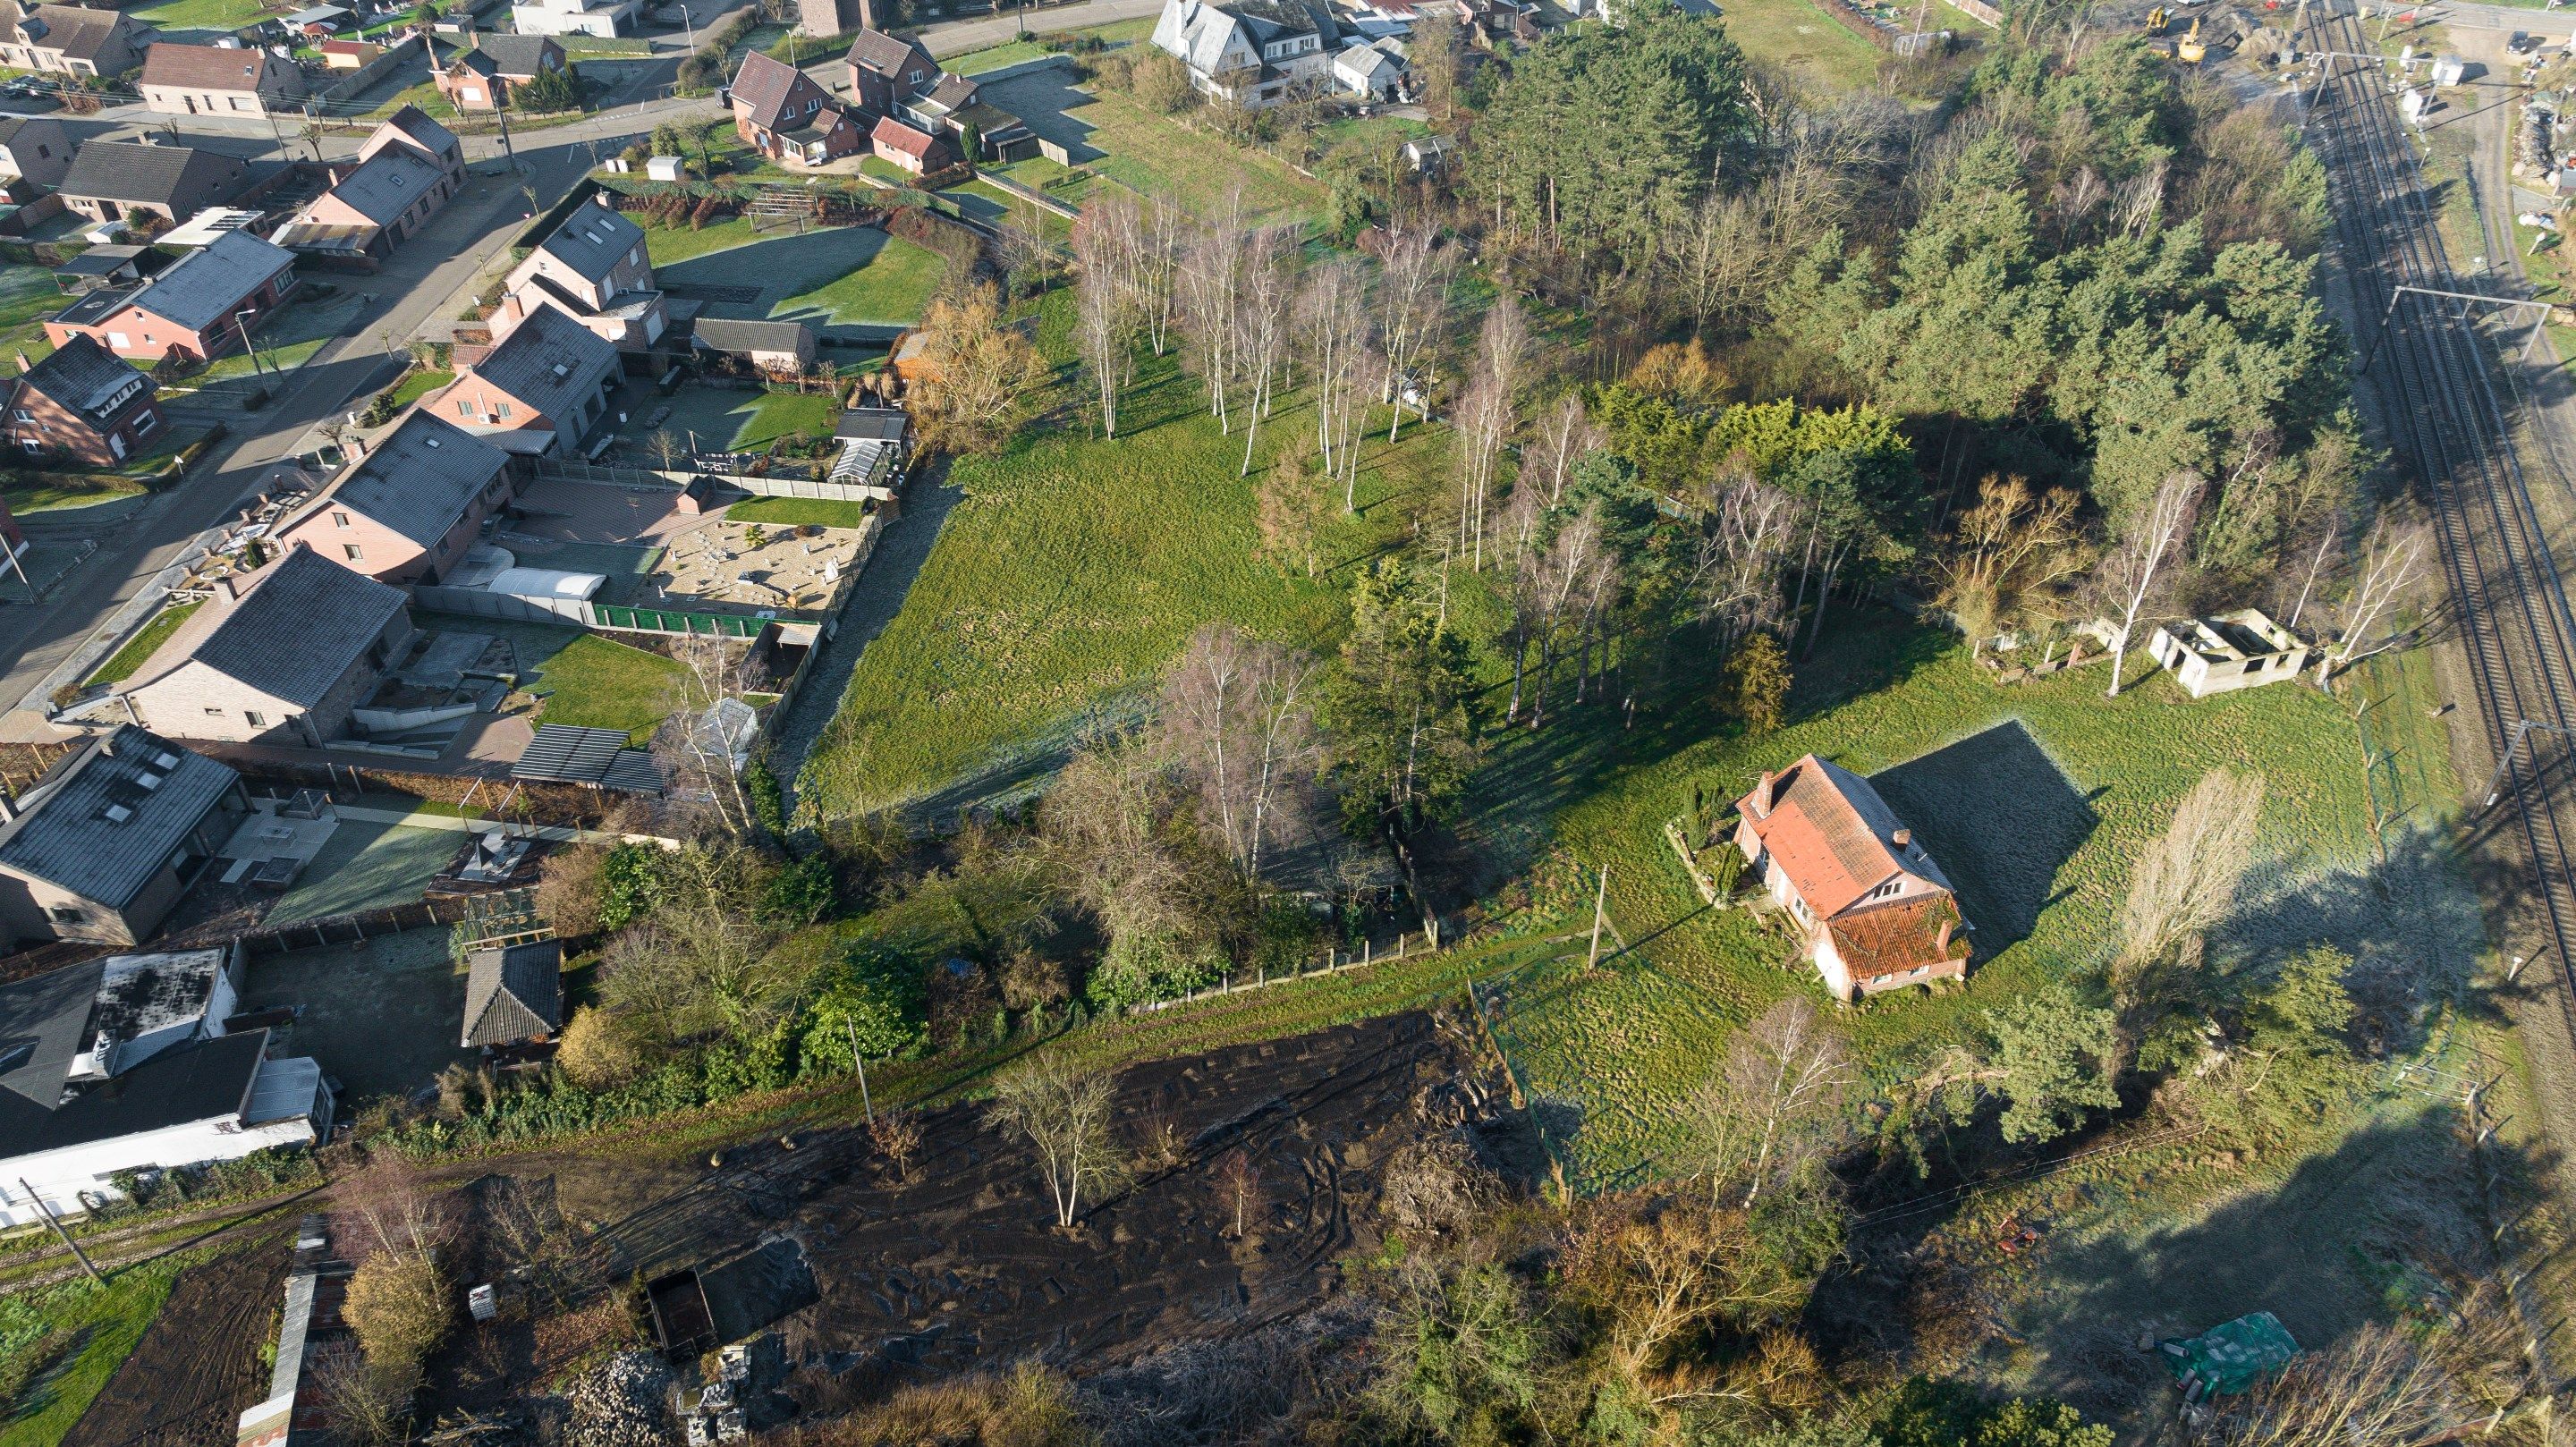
[84,600,202,687]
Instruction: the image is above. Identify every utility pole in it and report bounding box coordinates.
[496,97,518,171]
[1586,865,1610,968]
[301,101,325,165]
[19,1180,100,1282]
[234,310,266,375]
[844,1019,873,1123]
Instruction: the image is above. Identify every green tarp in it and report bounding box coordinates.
[2157,1311,2301,1397]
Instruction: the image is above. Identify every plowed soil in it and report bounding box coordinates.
[61,1237,286,1447]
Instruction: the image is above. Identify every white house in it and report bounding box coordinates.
[1150,0,1340,107]
[1331,38,1407,100]
[0,948,331,1226]
[511,0,640,37]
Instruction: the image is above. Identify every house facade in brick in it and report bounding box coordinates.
[139,42,307,116]
[274,410,514,580]
[434,32,564,110]
[46,229,296,365]
[731,50,862,166]
[4,334,162,466]
[273,147,447,261]
[117,545,416,746]
[55,139,251,226]
[869,114,951,173]
[845,26,936,115]
[496,195,666,352]
[0,3,151,80]
[421,302,618,453]
[1731,754,1972,1000]
[0,727,244,948]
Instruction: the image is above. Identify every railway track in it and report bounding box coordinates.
[2301,2,2576,1016]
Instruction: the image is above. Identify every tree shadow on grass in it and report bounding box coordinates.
[1870,720,2098,959]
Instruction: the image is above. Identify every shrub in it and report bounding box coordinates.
[1082,932,1223,1011]
[536,842,608,938]
[556,1005,645,1088]
[344,1249,452,1377]
[1131,52,1195,114]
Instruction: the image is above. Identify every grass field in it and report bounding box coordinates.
[654,225,949,334]
[528,633,689,741]
[2,475,143,514]
[0,1255,183,1447]
[945,38,1055,73]
[1709,0,1887,92]
[633,215,764,266]
[128,0,266,28]
[801,292,1451,816]
[726,495,872,528]
[388,368,453,409]
[977,72,1325,226]
[83,600,201,687]
[772,230,946,327]
[940,178,1072,242]
[1464,618,2444,1186]
[367,80,459,120]
[729,390,839,451]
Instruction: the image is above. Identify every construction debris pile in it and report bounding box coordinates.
[564,1352,673,1447]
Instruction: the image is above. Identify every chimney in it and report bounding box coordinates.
[215,572,239,601]
[1936,917,1953,954]
[859,0,875,32]
[1752,770,1775,817]
[1892,827,1911,849]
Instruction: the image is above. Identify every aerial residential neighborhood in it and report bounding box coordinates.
[0,0,2562,1443]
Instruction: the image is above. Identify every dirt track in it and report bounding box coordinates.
[60,1232,288,1447]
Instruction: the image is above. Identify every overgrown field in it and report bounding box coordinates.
[800,296,1453,816]
[1470,617,2467,1185]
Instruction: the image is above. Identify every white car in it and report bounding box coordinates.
[2521,211,2561,229]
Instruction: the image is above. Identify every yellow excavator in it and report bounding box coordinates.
[2177,16,2207,62]
[2145,4,2169,31]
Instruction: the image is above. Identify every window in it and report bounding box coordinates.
[343,544,363,561]
[333,510,351,528]
[230,96,248,110]
[495,402,511,418]
[131,410,155,437]
[203,707,224,716]
[47,905,84,924]
[457,400,473,417]
[243,711,265,727]
[10,409,27,422]
[17,439,37,455]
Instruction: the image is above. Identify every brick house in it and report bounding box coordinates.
[138,42,308,117]
[4,335,162,466]
[1731,754,1972,1000]
[0,116,73,189]
[435,33,566,111]
[274,410,513,581]
[0,3,151,80]
[496,194,666,352]
[869,114,951,174]
[114,544,414,747]
[0,727,245,948]
[420,302,619,453]
[358,105,464,189]
[46,230,297,366]
[845,26,936,117]
[272,146,448,262]
[55,140,251,227]
[730,50,862,166]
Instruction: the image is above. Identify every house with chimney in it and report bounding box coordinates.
[272,110,462,263]
[55,138,253,227]
[423,300,619,453]
[273,410,514,580]
[434,32,566,110]
[1731,754,1971,1001]
[0,2,152,80]
[845,26,936,115]
[45,229,297,365]
[114,545,417,746]
[138,41,307,116]
[1149,0,1341,108]
[0,726,245,948]
[730,50,863,167]
[494,196,668,353]
[4,335,163,466]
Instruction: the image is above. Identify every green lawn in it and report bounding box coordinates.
[128,0,267,28]
[0,1255,184,1447]
[946,38,1055,74]
[726,495,873,529]
[729,390,838,451]
[858,155,915,186]
[366,80,458,121]
[2,475,142,514]
[1056,88,1325,225]
[800,290,1452,816]
[773,230,946,327]
[633,215,763,266]
[84,600,201,686]
[192,293,362,384]
[388,368,453,409]
[529,633,690,742]
[942,179,1072,243]
[1462,617,2439,1186]
[1706,0,1887,91]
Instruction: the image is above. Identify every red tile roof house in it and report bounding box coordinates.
[730,50,863,167]
[45,231,298,367]
[4,335,163,467]
[845,27,936,118]
[1732,754,1971,1001]
[869,114,953,174]
[138,42,309,117]
[434,33,566,111]
[271,114,463,264]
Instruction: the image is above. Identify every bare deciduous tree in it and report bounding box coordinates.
[2215,1287,2538,1447]
[987,1052,1131,1227]
[1297,258,1376,510]
[1233,226,1298,477]
[1072,204,1137,439]
[869,1106,924,1183]
[1935,476,2089,657]
[652,635,762,838]
[597,842,785,1042]
[1377,224,1455,443]
[1180,192,1250,432]
[1042,732,1195,963]
[2317,514,2428,686]
[1160,624,1322,881]
[2097,471,2202,697]
[2114,767,2266,989]
[1212,1147,1259,1239]
[1676,998,1853,1208]
[1687,472,1806,651]
[1453,297,1529,572]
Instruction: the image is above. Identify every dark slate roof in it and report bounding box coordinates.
[532,201,646,289]
[17,334,150,425]
[835,406,906,440]
[0,727,236,910]
[694,317,812,353]
[0,958,107,1113]
[52,245,147,280]
[846,27,934,82]
[0,1028,267,1158]
[122,230,293,334]
[322,148,440,227]
[13,5,135,64]
[133,545,406,707]
[374,105,459,162]
[730,50,812,131]
[461,939,561,1046]
[309,409,508,548]
[924,72,977,110]
[468,302,617,427]
[474,32,559,77]
[141,42,291,93]
[57,140,243,209]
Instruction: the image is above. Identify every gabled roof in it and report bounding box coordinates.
[15,334,150,425]
[141,42,293,93]
[12,4,138,63]
[315,147,440,227]
[462,300,617,427]
[473,31,560,77]
[694,317,812,352]
[302,410,508,547]
[0,1027,267,1159]
[870,114,945,162]
[128,545,406,706]
[369,105,460,164]
[0,727,236,911]
[1826,893,1965,981]
[730,50,818,131]
[923,72,977,110]
[57,140,244,209]
[530,200,647,289]
[116,230,294,334]
[1735,753,1953,919]
[445,44,497,78]
[846,27,936,83]
[462,939,561,1046]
